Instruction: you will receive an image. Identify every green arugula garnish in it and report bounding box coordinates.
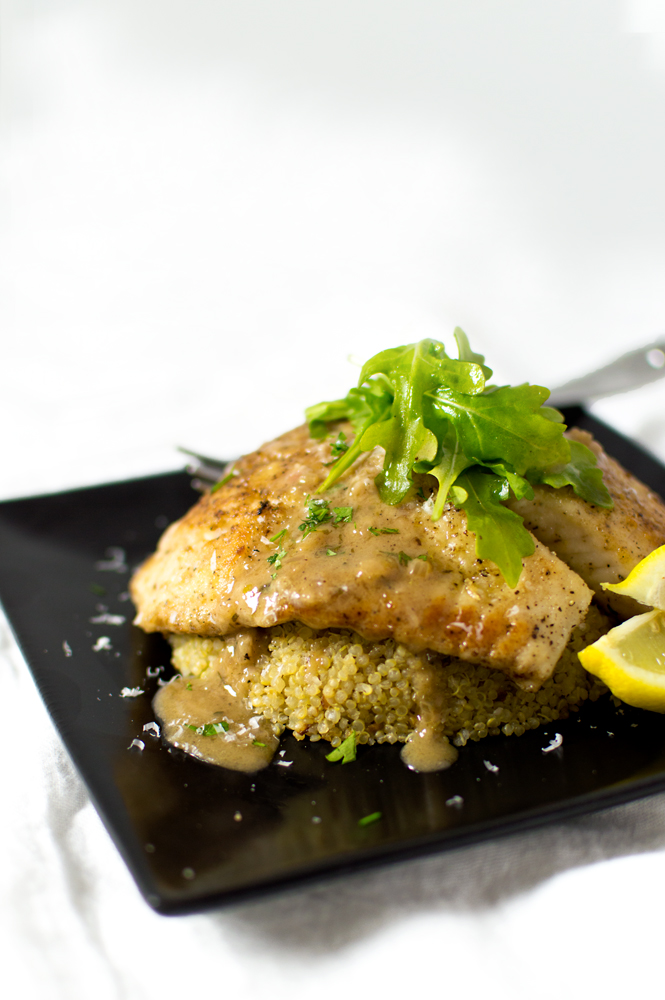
[187,721,229,736]
[305,329,613,586]
[531,438,612,506]
[325,731,357,763]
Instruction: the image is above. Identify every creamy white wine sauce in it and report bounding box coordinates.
[153,629,279,772]
[401,654,459,771]
[401,728,458,772]
[155,624,460,773]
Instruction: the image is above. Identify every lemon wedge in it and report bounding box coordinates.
[601,543,665,609]
[578,609,665,712]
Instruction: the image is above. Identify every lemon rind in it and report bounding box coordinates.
[578,609,665,713]
[601,543,665,610]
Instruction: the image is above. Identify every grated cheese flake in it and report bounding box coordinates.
[90,613,126,625]
[120,686,145,698]
[542,733,563,753]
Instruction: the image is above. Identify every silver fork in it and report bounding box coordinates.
[177,447,229,489]
[547,338,665,407]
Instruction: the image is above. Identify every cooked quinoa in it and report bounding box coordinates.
[169,606,611,751]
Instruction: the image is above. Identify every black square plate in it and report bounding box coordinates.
[2,407,665,915]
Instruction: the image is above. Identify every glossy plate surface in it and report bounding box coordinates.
[2,408,665,915]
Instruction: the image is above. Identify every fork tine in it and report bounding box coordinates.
[177,446,229,484]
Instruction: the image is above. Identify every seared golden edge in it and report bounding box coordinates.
[131,422,592,689]
[508,428,665,619]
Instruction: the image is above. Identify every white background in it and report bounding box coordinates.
[2,2,665,997]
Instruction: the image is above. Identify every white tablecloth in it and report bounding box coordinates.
[3,3,665,996]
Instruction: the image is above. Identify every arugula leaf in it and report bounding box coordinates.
[313,383,393,491]
[453,469,535,588]
[534,439,613,507]
[427,383,569,477]
[360,340,486,506]
[453,326,493,381]
[415,420,474,519]
[306,398,355,440]
[305,331,613,586]
[486,464,535,501]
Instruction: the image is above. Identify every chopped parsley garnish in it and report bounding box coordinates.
[368,526,399,536]
[299,497,333,536]
[381,550,416,566]
[187,721,229,736]
[186,682,193,690]
[326,548,337,556]
[270,529,287,543]
[267,548,286,569]
[358,811,382,827]
[325,731,357,763]
[252,740,266,747]
[299,498,353,537]
[306,331,613,586]
[331,431,349,457]
[210,467,237,493]
[90,583,106,596]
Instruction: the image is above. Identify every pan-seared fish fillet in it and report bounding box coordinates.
[131,423,591,689]
[507,428,665,619]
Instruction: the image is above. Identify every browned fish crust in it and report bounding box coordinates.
[508,428,665,619]
[131,423,592,689]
